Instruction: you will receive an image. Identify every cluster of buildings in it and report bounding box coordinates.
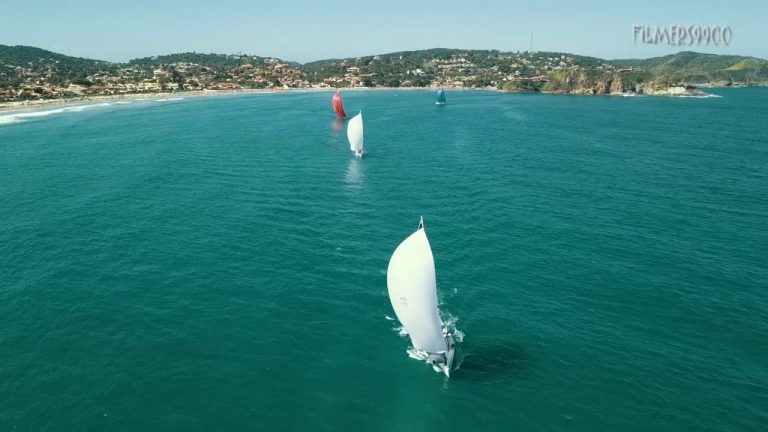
[424,53,605,87]
[0,58,311,101]
[0,51,641,102]
[312,52,614,89]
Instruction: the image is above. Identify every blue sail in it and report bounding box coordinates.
[436,89,446,105]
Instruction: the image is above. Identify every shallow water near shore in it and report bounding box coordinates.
[1,89,767,431]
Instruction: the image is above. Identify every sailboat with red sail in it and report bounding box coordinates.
[332,90,347,119]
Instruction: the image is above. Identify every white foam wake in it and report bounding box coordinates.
[441,313,464,343]
[396,325,408,337]
[407,348,429,361]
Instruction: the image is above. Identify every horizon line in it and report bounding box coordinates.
[2,43,765,65]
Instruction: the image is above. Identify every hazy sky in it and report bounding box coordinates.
[3,0,765,62]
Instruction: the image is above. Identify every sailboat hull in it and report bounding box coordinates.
[419,334,455,377]
[443,334,455,377]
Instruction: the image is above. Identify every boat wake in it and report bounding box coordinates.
[407,348,429,361]
[385,315,409,336]
[388,311,464,373]
[441,313,465,343]
[155,97,185,102]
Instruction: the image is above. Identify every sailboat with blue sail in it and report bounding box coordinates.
[435,88,446,105]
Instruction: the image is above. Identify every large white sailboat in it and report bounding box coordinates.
[387,217,456,377]
[347,111,364,158]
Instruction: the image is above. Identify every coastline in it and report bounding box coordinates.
[0,83,736,116]
[0,87,454,114]
[0,89,317,114]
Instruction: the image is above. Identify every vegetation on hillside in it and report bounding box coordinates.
[126,52,268,69]
[608,51,768,83]
[0,44,117,87]
[1,44,766,102]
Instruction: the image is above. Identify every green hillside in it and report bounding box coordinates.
[2,45,766,102]
[0,44,117,86]
[126,52,269,69]
[609,51,768,83]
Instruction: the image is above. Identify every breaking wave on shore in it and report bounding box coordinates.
[0,103,113,126]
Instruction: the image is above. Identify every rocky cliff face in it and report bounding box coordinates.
[638,84,709,96]
[501,66,707,96]
[541,67,639,95]
[641,85,685,95]
[609,76,625,94]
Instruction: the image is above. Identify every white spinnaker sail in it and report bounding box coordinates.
[347,112,364,152]
[387,219,447,354]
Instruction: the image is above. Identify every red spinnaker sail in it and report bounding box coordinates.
[332,91,347,118]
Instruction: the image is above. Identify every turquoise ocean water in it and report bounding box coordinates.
[1,89,766,431]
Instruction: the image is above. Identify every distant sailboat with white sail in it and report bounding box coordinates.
[347,111,364,158]
[387,217,456,377]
